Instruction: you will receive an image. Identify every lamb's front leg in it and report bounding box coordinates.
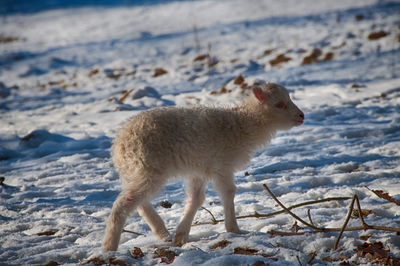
[214,175,241,234]
[174,178,206,246]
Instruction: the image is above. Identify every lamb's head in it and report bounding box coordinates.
[252,83,304,130]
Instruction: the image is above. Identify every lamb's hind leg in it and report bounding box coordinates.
[214,174,241,234]
[103,184,148,251]
[174,178,206,246]
[138,200,171,242]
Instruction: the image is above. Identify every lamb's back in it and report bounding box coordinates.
[112,106,246,177]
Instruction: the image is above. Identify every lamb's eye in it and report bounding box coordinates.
[275,101,287,109]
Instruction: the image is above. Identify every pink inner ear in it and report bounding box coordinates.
[253,87,266,102]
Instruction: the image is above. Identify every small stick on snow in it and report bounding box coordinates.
[296,255,303,266]
[201,206,218,225]
[307,251,317,265]
[334,195,356,250]
[307,209,315,227]
[269,225,400,236]
[122,229,144,236]
[192,196,351,226]
[353,195,369,230]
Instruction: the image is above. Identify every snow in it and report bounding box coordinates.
[1,0,400,265]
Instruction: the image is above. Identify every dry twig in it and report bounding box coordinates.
[201,206,218,224]
[307,209,315,227]
[334,195,356,250]
[193,196,350,226]
[261,185,400,250]
[122,229,144,236]
[262,184,321,230]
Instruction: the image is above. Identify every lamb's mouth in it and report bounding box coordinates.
[294,119,304,125]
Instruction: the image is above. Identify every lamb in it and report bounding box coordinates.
[103,82,304,251]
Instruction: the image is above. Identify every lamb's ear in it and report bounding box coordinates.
[253,87,266,102]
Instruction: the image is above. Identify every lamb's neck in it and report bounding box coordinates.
[234,99,277,148]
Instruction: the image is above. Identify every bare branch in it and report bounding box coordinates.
[296,255,303,266]
[334,195,356,250]
[201,206,218,224]
[263,184,321,230]
[268,225,400,236]
[307,209,315,227]
[307,251,317,264]
[354,195,369,229]
[122,229,144,236]
[192,196,351,227]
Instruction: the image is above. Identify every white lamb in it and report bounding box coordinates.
[103,82,304,251]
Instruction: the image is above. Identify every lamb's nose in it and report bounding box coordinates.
[299,112,304,120]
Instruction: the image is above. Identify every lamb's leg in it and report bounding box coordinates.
[137,200,171,242]
[103,185,147,251]
[174,178,206,246]
[214,175,241,234]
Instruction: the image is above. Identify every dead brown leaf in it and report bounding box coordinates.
[131,247,145,259]
[211,240,232,249]
[89,68,99,77]
[234,247,259,256]
[356,242,399,265]
[85,257,127,266]
[220,87,232,93]
[269,54,292,66]
[322,256,337,262]
[234,75,245,85]
[153,248,177,264]
[368,31,389,40]
[263,49,273,55]
[0,35,21,43]
[352,209,372,218]
[109,258,127,266]
[323,52,334,61]
[302,48,322,65]
[48,80,65,86]
[37,231,56,236]
[369,189,400,206]
[351,83,366,88]
[153,68,168,77]
[85,257,106,265]
[193,54,209,61]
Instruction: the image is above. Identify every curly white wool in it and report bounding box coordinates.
[103,82,304,251]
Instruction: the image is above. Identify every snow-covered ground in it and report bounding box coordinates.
[1,0,400,265]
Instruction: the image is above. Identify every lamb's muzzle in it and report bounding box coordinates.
[103,82,304,251]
